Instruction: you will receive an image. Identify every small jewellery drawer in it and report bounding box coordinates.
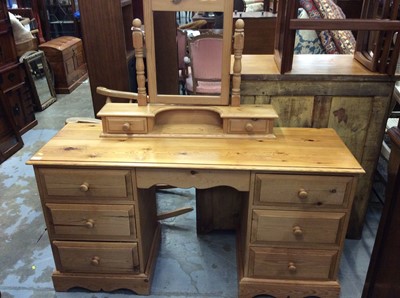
[103,117,147,134]
[53,241,139,273]
[225,118,269,134]
[251,210,345,245]
[38,168,133,201]
[0,64,24,92]
[254,174,353,208]
[46,204,136,239]
[248,247,337,280]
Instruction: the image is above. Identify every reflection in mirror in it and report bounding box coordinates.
[143,0,233,105]
[153,11,224,96]
[23,51,56,111]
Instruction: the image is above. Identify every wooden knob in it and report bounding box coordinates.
[245,122,254,132]
[298,189,308,199]
[91,256,100,266]
[292,225,303,236]
[85,219,95,229]
[79,182,89,192]
[122,122,131,131]
[288,262,297,273]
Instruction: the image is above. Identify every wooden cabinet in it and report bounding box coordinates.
[0,0,36,163]
[79,0,136,116]
[0,94,23,164]
[28,124,363,297]
[362,124,400,297]
[39,36,88,94]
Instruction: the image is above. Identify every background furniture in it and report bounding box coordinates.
[0,91,23,164]
[232,11,277,54]
[39,35,87,94]
[28,123,363,297]
[79,0,137,115]
[238,54,397,239]
[361,121,400,297]
[1,0,37,136]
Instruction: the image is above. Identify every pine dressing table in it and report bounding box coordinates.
[27,0,364,297]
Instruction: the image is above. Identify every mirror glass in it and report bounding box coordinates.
[144,0,233,105]
[23,51,57,111]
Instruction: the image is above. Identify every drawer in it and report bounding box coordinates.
[136,168,250,191]
[0,64,24,93]
[251,210,345,245]
[38,168,133,202]
[53,241,139,273]
[248,246,337,280]
[103,117,148,134]
[254,174,353,208]
[46,203,136,239]
[225,118,269,134]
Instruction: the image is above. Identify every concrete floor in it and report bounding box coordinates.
[0,80,384,298]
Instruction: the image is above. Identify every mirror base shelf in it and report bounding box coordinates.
[97,103,278,138]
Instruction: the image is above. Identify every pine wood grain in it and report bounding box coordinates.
[28,123,363,174]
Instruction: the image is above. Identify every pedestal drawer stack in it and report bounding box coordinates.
[240,173,357,298]
[34,167,159,294]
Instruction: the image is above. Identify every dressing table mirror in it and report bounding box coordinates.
[145,0,233,105]
[96,0,278,138]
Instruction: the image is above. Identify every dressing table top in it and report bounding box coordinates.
[28,123,363,175]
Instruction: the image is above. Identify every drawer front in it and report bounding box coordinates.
[226,118,268,134]
[251,210,345,245]
[38,168,133,201]
[136,168,250,191]
[46,203,136,239]
[53,241,139,273]
[0,63,24,92]
[248,247,337,280]
[104,117,148,134]
[254,174,352,208]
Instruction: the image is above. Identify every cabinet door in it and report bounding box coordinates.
[4,82,37,134]
[0,96,23,164]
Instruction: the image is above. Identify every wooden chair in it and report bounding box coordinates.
[185,33,223,95]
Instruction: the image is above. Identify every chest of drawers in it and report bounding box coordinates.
[28,124,363,297]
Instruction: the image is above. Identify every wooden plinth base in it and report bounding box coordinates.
[55,73,88,94]
[52,224,161,295]
[239,277,340,298]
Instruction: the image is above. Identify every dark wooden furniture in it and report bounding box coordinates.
[79,0,137,116]
[1,0,37,136]
[0,0,29,163]
[361,120,400,297]
[232,11,276,54]
[0,91,23,164]
[39,36,88,94]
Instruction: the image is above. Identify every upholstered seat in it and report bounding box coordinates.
[185,34,223,95]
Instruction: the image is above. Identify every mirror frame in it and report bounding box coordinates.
[23,50,57,111]
[143,0,233,105]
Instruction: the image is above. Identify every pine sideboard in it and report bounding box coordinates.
[28,123,363,297]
